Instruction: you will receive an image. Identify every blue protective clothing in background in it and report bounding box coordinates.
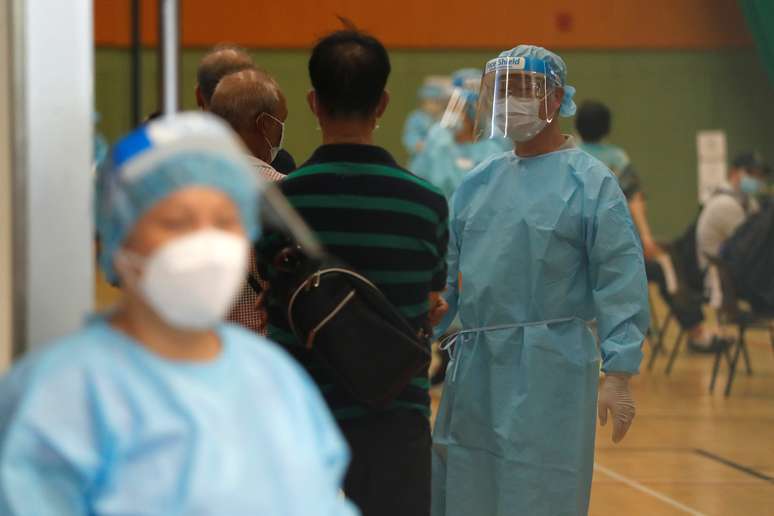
[432,143,649,516]
[402,109,435,157]
[0,318,359,516]
[579,141,630,174]
[410,124,511,200]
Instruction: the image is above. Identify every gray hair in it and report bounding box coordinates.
[196,45,256,103]
[209,69,282,131]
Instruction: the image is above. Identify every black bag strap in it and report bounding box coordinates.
[247,273,263,296]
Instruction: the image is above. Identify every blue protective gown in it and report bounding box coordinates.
[0,317,359,516]
[402,109,435,159]
[578,141,630,174]
[411,124,512,200]
[432,142,649,516]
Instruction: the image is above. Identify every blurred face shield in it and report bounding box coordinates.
[439,74,481,131]
[475,56,562,143]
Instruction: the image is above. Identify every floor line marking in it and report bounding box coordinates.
[694,449,774,484]
[594,463,709,516]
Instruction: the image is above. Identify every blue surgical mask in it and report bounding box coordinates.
[740,175,762,195]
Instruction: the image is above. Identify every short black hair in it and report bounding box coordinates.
[575,100,611,143]
[308,30,390,118]
[197,45,255,104]
[732,151,771,177]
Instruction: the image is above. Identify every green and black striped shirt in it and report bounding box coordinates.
[256,144,449,420]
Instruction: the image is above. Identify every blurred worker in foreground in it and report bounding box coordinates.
[402,75,451,159]
[0,113,357,516]
[210,68,287,334]
[196,44,296,173]
[432,45,649,516]
[411,68,512,200]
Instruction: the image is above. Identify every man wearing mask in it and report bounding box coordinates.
[697,152,769,272]
[210,69,287,183]
[210,69,287,334]
[257,30,449,516]
[196,45,296,173]
[431,45,649,516]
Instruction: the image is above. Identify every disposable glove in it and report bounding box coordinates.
[597,374,635,443]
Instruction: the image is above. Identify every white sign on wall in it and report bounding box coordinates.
[696,130,728,204]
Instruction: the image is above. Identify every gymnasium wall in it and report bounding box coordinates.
[93,1,774,239]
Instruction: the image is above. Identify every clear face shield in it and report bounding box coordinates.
[440,75,482,131]
[419,76,452,119]
[474,57,561,142]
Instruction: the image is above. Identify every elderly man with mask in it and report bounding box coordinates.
[210,69,287,183]
[209,68,288,334]
[431,45,649,516]
[196,45,296,173]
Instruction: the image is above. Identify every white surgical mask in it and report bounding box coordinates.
[118,229,248,330]
[260,113,285,162]
[494,96,549,143]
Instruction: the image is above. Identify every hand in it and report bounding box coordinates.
[597,374,635,443]
[428,292,449,327]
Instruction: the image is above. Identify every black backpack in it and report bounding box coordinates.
[721,202,774,314]
[257,246,432,408]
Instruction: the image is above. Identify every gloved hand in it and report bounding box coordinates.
[597,374,635,443]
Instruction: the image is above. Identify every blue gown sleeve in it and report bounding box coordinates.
[411,124,462,200]
[434,191,463,338]
[0,363,102,516]
[586,176,650,374]
[402,111,432,156]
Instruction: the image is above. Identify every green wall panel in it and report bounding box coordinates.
[95,48,774,239]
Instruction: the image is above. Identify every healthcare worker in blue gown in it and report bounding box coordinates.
[431,46,649,516]
[0,113,358,516]
[402,75,451,161]
[410,68,512,200]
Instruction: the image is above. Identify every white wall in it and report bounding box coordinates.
[0,0,13,370]
[18,0,95,350]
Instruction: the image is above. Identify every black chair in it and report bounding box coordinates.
[647,248,700,375]
[705,255,774,396]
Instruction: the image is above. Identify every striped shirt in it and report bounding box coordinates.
[256,144,449,420]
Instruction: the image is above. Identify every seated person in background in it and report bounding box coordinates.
[402,75,451,160]
[577,100,721,351]
[410,68,511,200]
[0,114,357,516]
[210,68,288,334]
[195,44,296,173]
[697,151,769,272]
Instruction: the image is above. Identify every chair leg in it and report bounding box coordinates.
[658,312,673,352]
[647,312,672,371]
[709,344,723,393]
[646,339,659,371]
[741,340,753,376]
[725,327,745,397]
[665,328,685,375]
